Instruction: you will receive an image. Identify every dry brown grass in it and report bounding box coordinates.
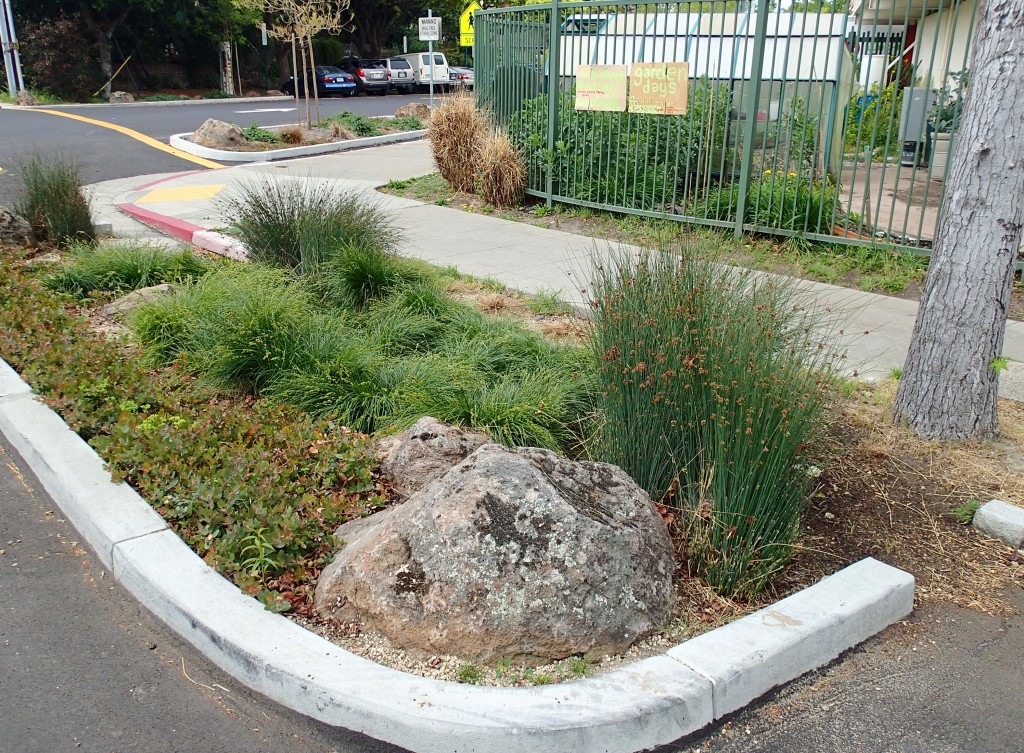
[278,126,304,145]
[429,92,488,193]
[330,122,355,140]
[479,130,526,208]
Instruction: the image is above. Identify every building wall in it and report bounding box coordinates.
[913,0,976,87]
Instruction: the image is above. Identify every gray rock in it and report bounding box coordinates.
[15,89,39,106]
[0,206,33,247]
[192,118,248,149]
[108,90,135,104]
[101,284,176,318]
[265,89,285,97]
[314,443,675,663]
[375,417,492,498]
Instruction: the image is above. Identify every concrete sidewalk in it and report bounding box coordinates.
[86,139,1024,398]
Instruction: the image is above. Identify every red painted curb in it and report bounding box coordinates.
[115,204,204,243]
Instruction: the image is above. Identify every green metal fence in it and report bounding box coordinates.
[475,0,980,254]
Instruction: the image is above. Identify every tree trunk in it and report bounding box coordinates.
[893,0,1024,439]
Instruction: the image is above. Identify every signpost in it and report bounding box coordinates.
[418,11,441,109]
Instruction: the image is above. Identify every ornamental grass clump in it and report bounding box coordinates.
[16,154,95,247]
[429,91,488,192]
[590,244,839,597]
[479,129,526,208]
[44,241,211,295]
[224,178,400,275]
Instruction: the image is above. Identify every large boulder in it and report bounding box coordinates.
[15,90,39,106]
[314,443,675,663]
[0,206,33,247]
[394,103,431,123]
[101,284,176,318]
[108,90,135,104]
[192,119,248,149]
[375,416,492,498]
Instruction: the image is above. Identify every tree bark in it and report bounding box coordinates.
[77,2,132,99]
[893,0,1024,439]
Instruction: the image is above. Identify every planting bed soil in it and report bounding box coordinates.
[207,115,425,153]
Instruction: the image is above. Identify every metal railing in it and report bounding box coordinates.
[475,0,979,254]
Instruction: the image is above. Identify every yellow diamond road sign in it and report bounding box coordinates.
[460,1,482,47]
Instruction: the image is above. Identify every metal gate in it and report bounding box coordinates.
[475,0,979,254]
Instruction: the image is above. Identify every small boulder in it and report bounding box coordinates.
[15,89,39,106]
[101,284,176,318]
[243,89,261,98]
[0,206,33,247]
[394,103,431,123]
[192,118,248,149]
[265,89,285,97]
[314,443,675,663]
[108,90,135,104]
[375,417,492,498]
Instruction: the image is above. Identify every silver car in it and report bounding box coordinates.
[449,66,475,91]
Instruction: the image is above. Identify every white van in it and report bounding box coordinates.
[397,52,451,90]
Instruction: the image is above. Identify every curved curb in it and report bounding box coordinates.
[115,203,248,261]
[169,129,427,163]
[0,356,915,753]
[973,499,1024,549]
[0,96,295,110]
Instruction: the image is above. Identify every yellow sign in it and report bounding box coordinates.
[460,1,482,47]
[574,65,628,112]
[628,63,689,115]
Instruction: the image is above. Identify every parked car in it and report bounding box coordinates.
[449,66,475,90]
[335,57,390,96]
[395,52,451,91]
[280,66,356,97]
[385,57,416,94]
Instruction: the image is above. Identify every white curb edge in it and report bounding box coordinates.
[0,357,915,753]
[0,96,294,110]
[170,129,427,163]
[973,499,1024,550]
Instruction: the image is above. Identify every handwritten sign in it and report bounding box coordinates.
[628,63,689,115]
[575,65,628,112]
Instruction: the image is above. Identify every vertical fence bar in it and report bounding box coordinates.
[545,0,560,207]
[733,0,771,239]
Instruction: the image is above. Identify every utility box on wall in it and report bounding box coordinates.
[899,86,935,167]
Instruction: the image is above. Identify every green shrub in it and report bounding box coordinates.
[315,242,434,310]
[224,178,400,274]
[508,78,733,211]
[590,243,838,597]
[130,265,313,392]
[391,115,424,131]
[203,89,233,99]
[322,111,382,137]
[16,154,96,247]
[694,172,839,235]
[142,93,186,102]
[242,123,281,143]
[44,241,211,294]
[845,81,904,159]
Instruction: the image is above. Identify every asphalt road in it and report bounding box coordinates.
[0,91,438,208]
[0,437,406,753]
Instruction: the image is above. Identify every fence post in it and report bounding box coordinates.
[733,0,772,239]
[545,0,560,208]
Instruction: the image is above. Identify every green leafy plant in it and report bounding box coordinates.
[456,663,484,684]
[695,171,839,236]
[241,123,281,143]
[321,111,382,137]
[929,70,968,133]
[16,153,96,247]
[590,242,838,597]
[991,355,1010,374]
[952,498,981,525]
[203,89,233,99]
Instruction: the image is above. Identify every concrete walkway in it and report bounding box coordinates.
[87,138,1024,397]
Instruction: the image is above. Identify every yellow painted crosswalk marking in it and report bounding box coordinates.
[136,184,226,204]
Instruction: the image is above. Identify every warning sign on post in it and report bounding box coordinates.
[574,65,628,112]
[418,16,441,42]
[628,63,689,115]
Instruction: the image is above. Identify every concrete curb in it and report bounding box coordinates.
[115,204,249,261]
[973,499,1024,549]
[0,356,915,753]
[169,129,427,163]
[0,96,294,111]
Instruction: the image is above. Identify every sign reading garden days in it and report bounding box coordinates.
[575,63,689,115]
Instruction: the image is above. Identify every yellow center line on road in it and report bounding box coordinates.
[19,108,223,170]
